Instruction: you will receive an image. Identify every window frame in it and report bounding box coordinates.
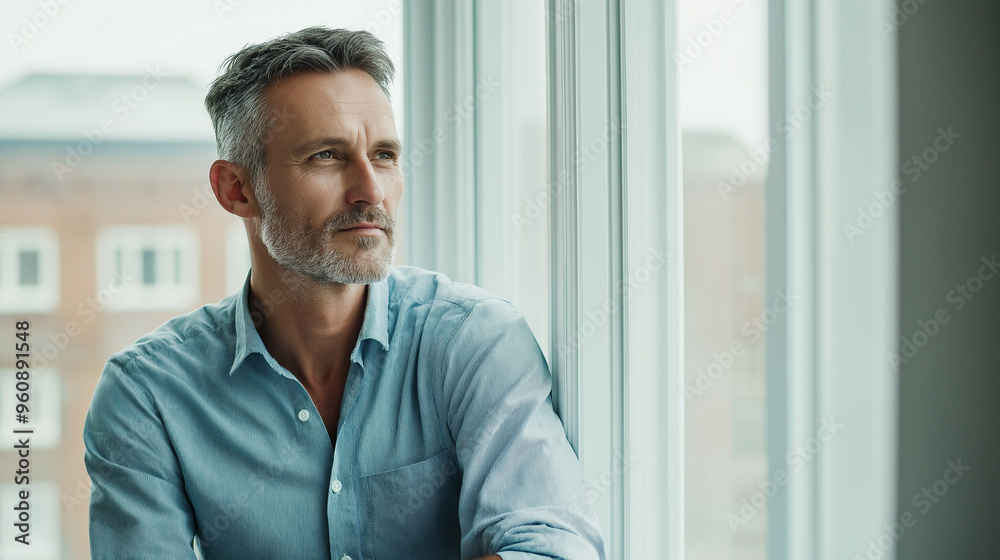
[402,0,554,355]
[95,225,201,312]
[405,0,683,556]
[546,0,681,556]
[0,227,60,314]
[766,1,899,559]
[404,0,898,558]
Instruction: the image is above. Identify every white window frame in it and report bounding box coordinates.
[546,1,680,556]
[767,1,899,559]
[405,1,681,556]
[96,225,200,311]
[404,1,898,558]
[0,227,60,314]
[0,369,61,449]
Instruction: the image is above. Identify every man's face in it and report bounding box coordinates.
[252,69,402,285]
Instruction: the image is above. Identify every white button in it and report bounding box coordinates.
[297,409,310,422]
[342,555,352,560]
[331,479,343,493]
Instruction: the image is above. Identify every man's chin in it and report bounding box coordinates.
[287,265,387,286]
[308,252,393,285]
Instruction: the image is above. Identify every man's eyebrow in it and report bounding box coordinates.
[293,138,403,157]
[373,139,403,154]
[292,137,349,158]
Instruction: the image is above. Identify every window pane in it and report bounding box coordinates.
[503,0,549,359]
[680,0,770,558]
[18,249,39,286]
[142,248,157,286]
[0,228,60,312]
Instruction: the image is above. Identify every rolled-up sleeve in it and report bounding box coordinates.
[441,298,607,560]
[84,355,199,559]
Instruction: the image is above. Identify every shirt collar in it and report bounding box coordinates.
[351,276,390,362]
[230,270,390,376]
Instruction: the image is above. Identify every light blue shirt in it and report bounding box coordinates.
[84,266,606,560]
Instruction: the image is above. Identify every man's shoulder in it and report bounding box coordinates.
[386,266,526,334]
[387,265,511,314]
[105,291,240,372]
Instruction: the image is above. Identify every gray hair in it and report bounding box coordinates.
[205,26,395,183]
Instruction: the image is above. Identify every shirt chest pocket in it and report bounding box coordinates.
[359,450,462,560]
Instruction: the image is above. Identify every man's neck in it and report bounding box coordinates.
[249,264,368,391]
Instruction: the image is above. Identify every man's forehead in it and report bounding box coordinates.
[264,69,394,120]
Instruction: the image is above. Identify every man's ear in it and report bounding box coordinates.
[209,159,256,218]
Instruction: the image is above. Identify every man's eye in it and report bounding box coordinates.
[312,150,334,159]
[374,151,396,160]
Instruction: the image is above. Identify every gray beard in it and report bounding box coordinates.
[253,177,396,285]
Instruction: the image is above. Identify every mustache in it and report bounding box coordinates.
[324,206,396,232]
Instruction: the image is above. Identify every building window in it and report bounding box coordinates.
[0,227,59,314]
[18,250,40,285]
[0,369,60,449]
[96,225,200,311]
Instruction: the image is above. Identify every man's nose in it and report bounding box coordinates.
[345,157,385,206]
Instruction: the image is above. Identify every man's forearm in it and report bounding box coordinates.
[474,556,502,560]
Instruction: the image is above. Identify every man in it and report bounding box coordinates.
[84,27,605,559]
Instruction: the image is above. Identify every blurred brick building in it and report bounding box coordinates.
[0,72,245,559]
[683,131,767,560]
